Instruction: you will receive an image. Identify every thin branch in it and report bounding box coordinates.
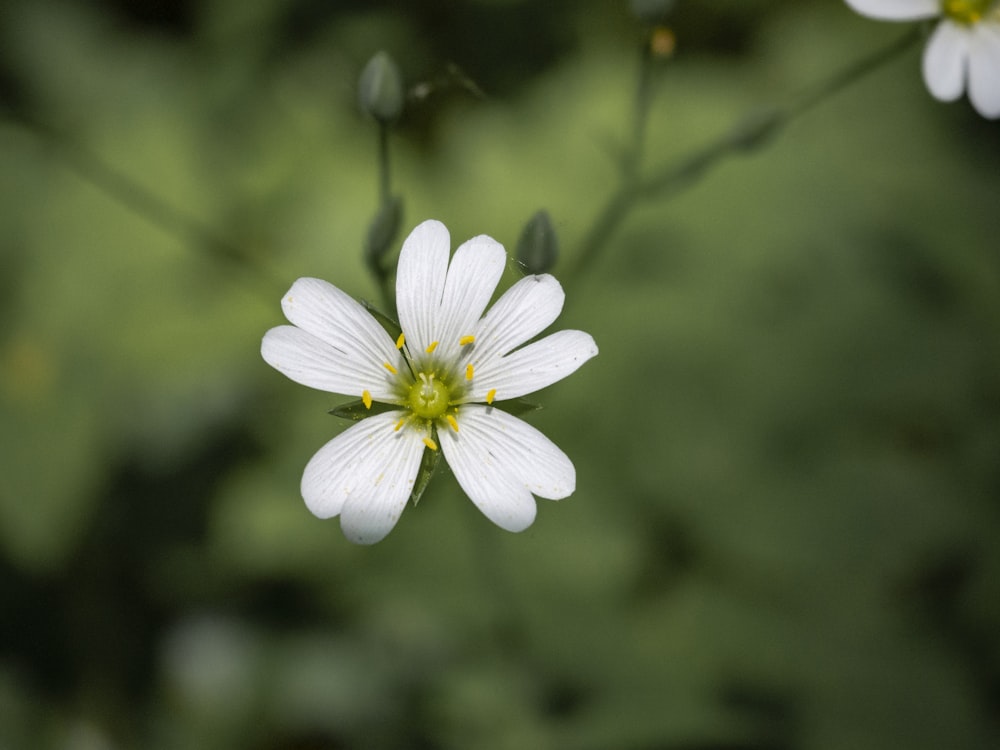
[564,27,923,283]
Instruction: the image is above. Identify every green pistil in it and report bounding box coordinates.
[407,372,451,419]
[942,0,992,24]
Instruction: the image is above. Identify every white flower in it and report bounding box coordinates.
[261,219,599,544]
[845,0,1000,118]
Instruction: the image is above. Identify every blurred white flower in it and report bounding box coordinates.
[845,0,1000,118]
[261,219,598,544]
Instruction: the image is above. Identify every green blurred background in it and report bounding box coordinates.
[1,0,999,748]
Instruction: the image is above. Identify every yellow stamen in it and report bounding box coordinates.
[423,436,438,451]
[383,362,397,374]
[393,419,405,432]
[395,333,405,350]
[425,341,439,354]
[465,364,474,381]
[459,335,475,346]
[362,390,372,409]
[486,389,496,405]
[446,414,459,432]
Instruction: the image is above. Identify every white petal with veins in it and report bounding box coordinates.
[300,411,424,544]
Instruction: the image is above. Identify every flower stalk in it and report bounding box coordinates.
[566,26,923,283]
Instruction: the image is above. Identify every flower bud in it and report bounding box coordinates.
[630,0,677,25]
[516,210,559,274]
[365,195,403,269]
[358,51,404,124]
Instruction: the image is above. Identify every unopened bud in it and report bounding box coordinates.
[365,195,403,269]
[358,51,404,124]
[516,210,558,274]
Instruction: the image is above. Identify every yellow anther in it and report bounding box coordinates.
[446,414,459,432]
[465,364,474,381]
[395,333,405,350]
[486,389,496,405]
[393,419,405,432]
[425,340,439,354]
[423,436,438,451]
[362,390,372,409]
[383,362,397,374]
[459,335,475,346]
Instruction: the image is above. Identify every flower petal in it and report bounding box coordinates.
[923,21,970,102]
[451,406,576,499]
[262,326,400,400]
[431,234,507,365]
[468,329,599,402]
[262,278,404,398]
[280,277,399,364]
[300,411,424,544]
[968,22,1000,118]
[396,219,450,355]
[844,0,938,21]
[468,274,566,366]
[438,411,539,531]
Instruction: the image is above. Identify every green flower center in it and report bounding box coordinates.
[407,372,451,419]
[942,0,993,23]
[377,334,479,448]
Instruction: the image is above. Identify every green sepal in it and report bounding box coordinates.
[490,398,541,417]
[328,399,399,422]
[410,433,441,507]
[361,300,402,341]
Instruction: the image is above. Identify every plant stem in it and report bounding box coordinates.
[12,110,283,290]
[378,123,392,206]
[564,27,923,283]
[368,122,396,313]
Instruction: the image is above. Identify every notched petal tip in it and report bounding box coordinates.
[430,233,510,358]
[299,414,422,534]
[439,406,575,534]
[470,272,567,364]
[396,219,452,353]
